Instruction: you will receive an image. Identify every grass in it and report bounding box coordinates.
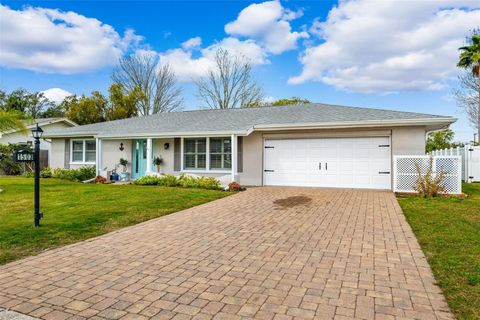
[397,183,480,320]
[0,176,230,265]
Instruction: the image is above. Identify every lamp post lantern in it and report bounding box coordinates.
[31,123,43,227]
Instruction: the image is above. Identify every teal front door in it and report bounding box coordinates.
[132,139,155,179]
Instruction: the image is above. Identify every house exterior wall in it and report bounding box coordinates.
[0,122,71,151]
[102,139,133,172]
[48,126,427,188]
[236,126,427,186]
[50,138,66,169]
[391,127,426,156]
[154,138,175,174]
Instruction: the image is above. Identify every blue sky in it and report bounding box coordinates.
[1,0,479,142]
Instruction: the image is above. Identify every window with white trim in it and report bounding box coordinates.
[71,139,96,163]
[210,137,231,169]
[184,138,206,169]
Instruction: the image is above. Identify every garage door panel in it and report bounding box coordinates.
[339,148,354,158]
[264,137,391,189]
[338,161,354,172]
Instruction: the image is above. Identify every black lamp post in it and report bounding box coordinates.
[31,123,43,227]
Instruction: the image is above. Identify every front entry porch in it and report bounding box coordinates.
[95,136,240,185]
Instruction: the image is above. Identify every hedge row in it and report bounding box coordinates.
[23,166,96,182]
[133,174,222,190]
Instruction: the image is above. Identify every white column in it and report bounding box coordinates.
[95,138,102,176]
[146,138,152,174]
[206,138,210,171]
[231,134,237,182]
[180,138,184,171]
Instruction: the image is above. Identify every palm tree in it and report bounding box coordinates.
[458,33,480,76]
[0,110,27,133]
[457,32,480,143]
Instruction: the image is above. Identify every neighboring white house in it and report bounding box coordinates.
[43,103,456,190]
[0,118,77,165]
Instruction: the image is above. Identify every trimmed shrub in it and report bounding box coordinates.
[22,171,34,178]
[51,166,96,182]
[197,177,221,190]
[133,175,162,185]
[0,143,27,175]
[134,174,222,190]
[162,174,180,187]
[40,166,52,178]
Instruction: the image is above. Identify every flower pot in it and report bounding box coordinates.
[119,172,130,181]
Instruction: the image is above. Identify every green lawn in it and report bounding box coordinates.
[0,176,229,265]
[397,183,480,320]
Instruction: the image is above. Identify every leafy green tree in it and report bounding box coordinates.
[40,104,66,118]
[63,92,107,125]
[426,129,458,153]
[457,31,480,141]
[0,89,59,118]
[270,97,311,106]
[105,83,142,121]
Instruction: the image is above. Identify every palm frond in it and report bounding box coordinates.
[0,111,27,134]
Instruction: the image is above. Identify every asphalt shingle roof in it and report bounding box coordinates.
[44,103,454,137]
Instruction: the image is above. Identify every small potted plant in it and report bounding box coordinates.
[153,156,163,173]
[119,158,130,181]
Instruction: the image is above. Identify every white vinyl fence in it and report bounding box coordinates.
[431,145,480,182]
[393,155,462,194]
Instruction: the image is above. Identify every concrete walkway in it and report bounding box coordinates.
[0,188,453,319]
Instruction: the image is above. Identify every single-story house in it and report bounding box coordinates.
[1,117,77,166]
[43,103,455,190]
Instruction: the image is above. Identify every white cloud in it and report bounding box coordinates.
[160,37,267,82]
[0,4,143,74]
[225,0,308,54]
[159,49,213,82]
[289,0,480,93]
[182,37,202,50]
[160,1,307,83]
[41,88,72,104]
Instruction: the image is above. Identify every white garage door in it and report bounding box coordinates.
[264,137,391,189]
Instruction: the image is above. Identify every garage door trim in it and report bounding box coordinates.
[262,136,392,190]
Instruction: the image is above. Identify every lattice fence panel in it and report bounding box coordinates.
[393,156,462,194]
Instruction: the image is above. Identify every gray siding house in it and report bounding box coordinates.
[43,103,455,190]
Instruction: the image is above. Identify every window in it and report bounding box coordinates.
[71,139,96,163]
[85,140,96,162]
[182,137,233,171]
[210,138,231,169]
[72,141,84,162]
[183,138,206,169]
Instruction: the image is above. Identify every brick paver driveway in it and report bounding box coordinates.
[0,188,453,320]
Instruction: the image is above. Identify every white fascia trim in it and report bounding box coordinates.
[252,118,456,131]
[43,134,97,138]
[1,118,76,136]
[34,118,78,127]
[96,130,250,139]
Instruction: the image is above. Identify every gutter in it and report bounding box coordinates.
[252,117,456,131]
[43,130,252,139]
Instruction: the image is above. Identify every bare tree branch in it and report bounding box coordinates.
[112,53,183,115]
[454,72,480,141]
[195,49,264,109]
[153,64,184,113]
